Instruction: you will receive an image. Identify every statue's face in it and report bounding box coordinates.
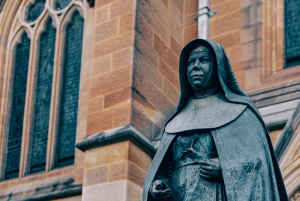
[187,45,213,90]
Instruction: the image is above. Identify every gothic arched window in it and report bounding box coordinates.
[55,10,84,168]
[4,32,30,180]
[1,0,86,180]
[29,16,56,174]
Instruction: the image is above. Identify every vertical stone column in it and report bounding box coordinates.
[77,125,155,201]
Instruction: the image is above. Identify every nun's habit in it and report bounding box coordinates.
[143,39,288,201]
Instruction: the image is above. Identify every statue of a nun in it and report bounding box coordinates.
[143,39,288,201]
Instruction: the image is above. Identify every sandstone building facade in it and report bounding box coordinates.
[0,0,299,200]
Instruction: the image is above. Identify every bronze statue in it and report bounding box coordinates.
[143,39,288,201]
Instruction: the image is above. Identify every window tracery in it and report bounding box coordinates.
[2,0,86,180]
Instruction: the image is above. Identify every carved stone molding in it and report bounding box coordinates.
[0,176,81,201]
[76,124,157,155]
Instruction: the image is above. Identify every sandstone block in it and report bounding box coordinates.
[127,181,143,201]
[134,33,158,67]
[172,0,184,13]
[240,24,261,44]
[82,181,126,201]
[129,142,152,172]
[104,87,131,108]
[169,0,183,25]
[184,25,197,44]
[112,48,132,69]
[93,54,111,76]
[158,59,179,89]
[170,35,182,56]
[154,35,178,72]
[136,0,170,43]
[185,0,198,15]
[211,30,240,49]
[84,166,108,186]
[87,109,114,134]
[114,103,131,127]
[211,0,240,17]
[161,0,168,7]
[210,11,240,37]
[151,0,183,41]
[95,6,109,24]
[128,162,146,188]
[109,161,128,181]
[132,105,154,140]
[94,33,133,58]
[184,12,197,28]
[119,11,135,34]
[94,19,118,43]
[163,79,180,104]
[84,141,129,168]
[135,14,154,44]
[90,67,131,98]
[88,96,103,115]
[96,0,118,7]
[147,82,175,117]
[110,0,135,19]
[133,49,162,90]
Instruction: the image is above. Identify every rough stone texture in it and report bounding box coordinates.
[82,181,126,201]
[127,181,143,201]
[84,141,129,168]
[109,161,128,181]
[82,140,152,200]
[84,166,108,186]
[131,0,185,141]
[0,175,81,201]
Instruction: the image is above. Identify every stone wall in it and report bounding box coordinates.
[131,0,185,141]
[87,0,136,135]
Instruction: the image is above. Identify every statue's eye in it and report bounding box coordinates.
[200,58,209,63]
[188,60,195,65]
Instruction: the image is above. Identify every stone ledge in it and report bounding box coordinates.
[248,79,300,108]
[258,99,300,131]
[275,101,300,160]
[0,176,81,201]
[76,124,158,155]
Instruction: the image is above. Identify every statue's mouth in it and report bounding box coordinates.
[192,74,203,78]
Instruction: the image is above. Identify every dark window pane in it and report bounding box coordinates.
[54,0,71,10]
[285,0,300,68]
[5,32,30,180]
[25,0,46,22]
[55,10,83,168]
[29,17,56,174]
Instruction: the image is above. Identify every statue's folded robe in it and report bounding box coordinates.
[143,107,283,201]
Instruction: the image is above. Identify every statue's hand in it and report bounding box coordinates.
[199,158,222,180]
[150,180,172,201]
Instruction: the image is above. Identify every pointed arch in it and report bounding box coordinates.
[4,31,31,180]
[53,0,71,10]
[28,16,56,174]
[24,0,46,22]
[54,9,84,168]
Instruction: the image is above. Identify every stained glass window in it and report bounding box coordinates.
[54,10,83,168]
[29,17,56,174]
[25,0,46,22]
[285,0,300,68]
[5,32,30,180]
[54,0,71,10]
